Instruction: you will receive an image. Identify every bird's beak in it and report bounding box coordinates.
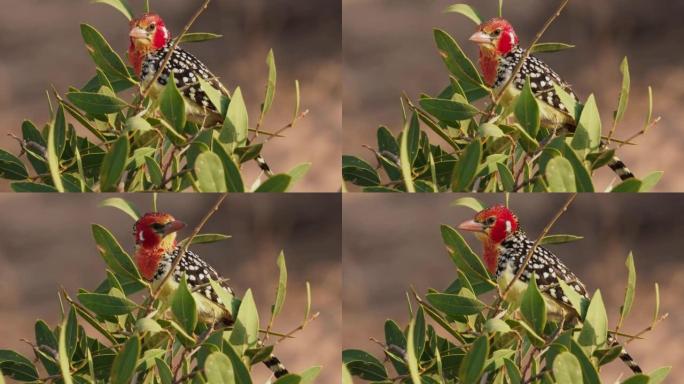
[129,26,148,40]
[162,220,186,236]
[469,31,492,45]
[457,219,485,233]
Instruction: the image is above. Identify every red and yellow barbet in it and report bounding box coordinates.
[127,13,272,174]
[470,18,635,181]
[458,205,642,373]
[133,212,288,378]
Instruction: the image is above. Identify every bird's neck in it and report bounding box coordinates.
[478,46,520,87]
[134,240,176,281]
[128,42,164,76]
[482,240,500,275]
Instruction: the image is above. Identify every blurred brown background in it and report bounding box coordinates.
[0,0,341,192]
[343,0,684,191]
[344,194,683,382]
[0,194,341,382]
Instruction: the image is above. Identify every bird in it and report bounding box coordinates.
[127,13,272,175]
[133,212,288,378]
[469,18,634,181]
[457,205,642,373]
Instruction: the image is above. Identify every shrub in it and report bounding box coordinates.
[343,197,670,383]
[0,196,320,383]
[342,2,662,193]
[0,0,310,192]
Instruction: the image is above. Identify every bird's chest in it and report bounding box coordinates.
[493,55,517,90]
[140,54,165,98]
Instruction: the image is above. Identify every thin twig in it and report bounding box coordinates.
[261,109,309,144]
[146,194,228,312]
[617,116,661,149]
[276,312,320,343]
[485,0,571,120]
[501,194,577,298]
[137,0,213,108]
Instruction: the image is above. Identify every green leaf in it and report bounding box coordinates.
[520,274,547,335]
[223,344,253,384]
[171,274,198,334]
[497,163,515,191]
[0,150,28,180]
[648,366,671,384]
[205,352,235,384]
[213,144,245,192]
[485,318,511,334]
[179,233,232,246]
[220,87,248,153]
[406,113,421,165]
[229,289,259,354]
[478,122,504,138]
[99,136,129,192]
[270,251,288,321]
[621,375,650,384]
[504,358,522,384]
[144,156,163,186]
[559,280,587,318]
[540,234,583,245]
[530,42,575,53]
[552,352,583,384]
[91,224,141,280]
[343,350,387,381]
[611,178,642,192]
[53,105,67,160]
[578,290,608,350]
[644,86,653,132]
[179,32,223,43]
[441,225,493,288]
[78,293,137,316]
[406,317,421,384]
[639,171,663,192]
[546,156,576,192]
[80,24,134,85]
[66,92,127,115]
[426,292,485,316]
[618,252,636,329]
[451,140,482,191]
[433,29,488,100]
[135,318,163,336]
[342,161,380,186]
[569,340,600,384]
[412,307,426,360]
[614,57,630,125]
[91,0,133,20]
[155,358,173,384]
[195,151,227,192]
[552,84,579,120]
[255,174,292,192]
[110,336,140,384]
[160,73,187,132]
[420,98,480,121]
[0,350,39,381]
[443,4,482,24]
[450,197,484,212]
[459,335,488,383]
[58,318,74,384]
[514,78,540,138]
[299,366,322,384]
[259,49,277,126]
[99,197,140,220]
[47,119,65,193]
[64,308,78,360]
[399,118,416,192]
[572,94,601,153]
[287,162,312,188]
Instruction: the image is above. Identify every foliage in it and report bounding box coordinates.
[343,199,670,383]
[342,2,662,193]
[0,197,320,383]
[0,1,310,192]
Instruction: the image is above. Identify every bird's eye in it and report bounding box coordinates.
[147,23,156,31]
[150,223,164,231]
[493,28,502,36]
[485,217,496,226]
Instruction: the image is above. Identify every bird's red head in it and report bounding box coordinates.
[469,18,519,86]
[128,13,170,75]
[133,212,185,281]
[133,212,185,249]
[457,205,519,273]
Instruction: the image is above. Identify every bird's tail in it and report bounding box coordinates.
[599,140,635,181]
[219,317,288,378]
[608,334,642,374]
[255,154,274,177]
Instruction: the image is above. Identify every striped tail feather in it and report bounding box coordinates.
[255,154,274,176]
[607,156,634,181]
[608,334,642,373]
[219,317,288,377]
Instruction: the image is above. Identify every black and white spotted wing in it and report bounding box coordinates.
[495,47,579,115]
[141,41,224,112]
[154,246,234,305]
[499,231,588,309]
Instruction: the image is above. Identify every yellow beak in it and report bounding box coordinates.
[129,26,148,40]
[457,219,485,233]
[469,31,492,45]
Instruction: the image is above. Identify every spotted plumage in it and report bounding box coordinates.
[458,205,642,374]
[470,18,635,181]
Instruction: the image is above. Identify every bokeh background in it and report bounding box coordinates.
[0,194,341,382]
[343,0,684,191]
[344,194,683,382]
[0,0,341,192]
